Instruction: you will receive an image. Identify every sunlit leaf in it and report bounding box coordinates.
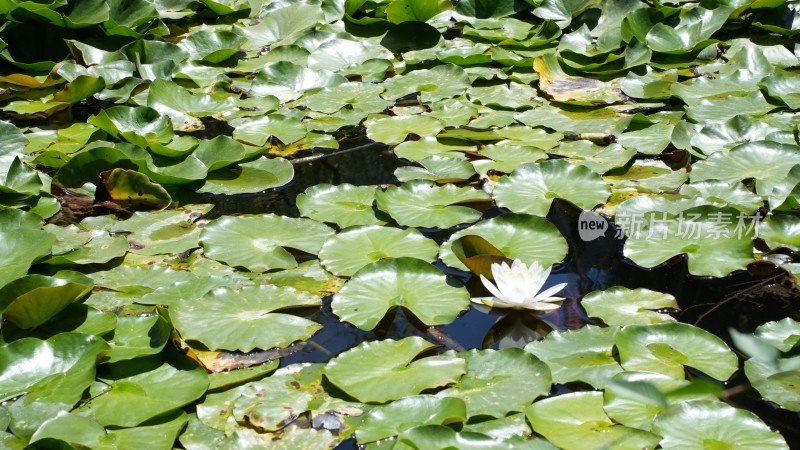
[332,257,469,330]
[172,284,322,352]
[323,337,466,403]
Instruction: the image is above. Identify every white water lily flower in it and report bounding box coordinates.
[471,260,567,311]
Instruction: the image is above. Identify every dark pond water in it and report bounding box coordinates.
[203,143,800,448]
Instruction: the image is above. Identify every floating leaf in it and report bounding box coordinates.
[603,372,710,431]
[527,391,661,450]
[200,214,334,272]
[382,64,470,103]
[395,156,476,183]
[437,348,551,418]
[323,337,466,403]
[76,355,208,427]
[616,323,738,381]
[296,184,384,228]
[172,284,322,352]
[440,213,567,272]
[366,115,444,145]
[386,0,452,23]
[99,168,172,210]
[0,332,108,403]
[44,224,129,265]
[755,318,800,353]
[0,228,55,290]
[759,214,800,252]
[356,395,466,444]
[200,156,294,195]
[87,206,208,256]
[525,325,622,388]
[0,273,92,330]
[582,287,678,326]
[376,181,489,229]
[686,91,777,123]
[652,400,788,449]
[320,226,438,276]
[332,257,469,330]
[180,27,245,63]
[104,314,170,363]
[493,160,611,216]
[534,54,624,105]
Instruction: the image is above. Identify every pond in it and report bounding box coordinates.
[0,0,799,449]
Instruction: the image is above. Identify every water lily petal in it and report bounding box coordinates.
[479,274,505,301]
[525,301,562,311]
[534,283,567,302]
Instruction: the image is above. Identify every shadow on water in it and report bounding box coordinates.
[202,145,800,447]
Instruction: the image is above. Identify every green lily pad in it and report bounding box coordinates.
[744,356,800,413]
[761,69,800,109]
[138,275,243,307]
[366,115,444,145]
[553,140,637,174]
[759,214,800,252]
[394,137,473,162]
[105,314,171,363]
[534,54,624,105]
[581,287,678,326]
[100,168,172,210]
[231,114,307,146]
[172,284,323,352]
[526,391,661,450]
[89,106,174,148]
[617,122,674,155]
[686,91,777,123]
[146,79,235,130]
[616,322,738,381]
[678,114,787,157]
[90,264,199,295]
[382,64,470,103]
[245,61,346,102]
[493,160,611,216]
[0,272,92,329]
[356,395,466,444]
[85,206,209,256]
[30,411,188,450]
[437,348,551,418]
[440,213,567,272]
[471,143,548,175]
[755,318,800,353]
[200,214,334,272]
[622,205,757,277]
[395,156,476,183]
[331,257,469,330]
[394,424,555,450]
[679,181,763,214]
[0,332,109,403]
[76,355,208,427]
[603,160,688,197]
[652,400,788,449]
[296,183,384,228]
[261,260,344,297]
[180,27,245,63]
[603,372,713,431]
[375,181,490,229]
[44,224,129,265]
[524,325,622,389]
[303,82,389,114]
[0,227,55,289]
[200,156,294,195]
[319,226,438,276]
[323,337,466,403]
